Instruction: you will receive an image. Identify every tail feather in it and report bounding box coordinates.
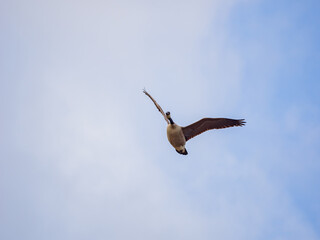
[176,148,188,155]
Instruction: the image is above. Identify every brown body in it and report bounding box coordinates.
[167,124,186,150]
[166,124,187,154]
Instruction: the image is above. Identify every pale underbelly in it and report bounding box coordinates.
[167,126,186,149]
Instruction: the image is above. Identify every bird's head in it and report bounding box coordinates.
[166,111,174,124]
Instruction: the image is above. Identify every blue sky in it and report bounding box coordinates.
[1,0,320,239]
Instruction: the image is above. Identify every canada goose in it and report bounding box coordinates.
[143,89,245,155]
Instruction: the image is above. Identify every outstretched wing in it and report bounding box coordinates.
[143,89,169,124]
[182,118,245,141]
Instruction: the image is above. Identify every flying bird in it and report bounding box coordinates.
[143,89,245,155]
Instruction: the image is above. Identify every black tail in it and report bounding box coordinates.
[176,148,188,155]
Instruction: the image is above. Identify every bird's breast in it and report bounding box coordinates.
[166,124,186,148]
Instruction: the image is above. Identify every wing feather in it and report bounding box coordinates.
[143,89,169,124]
[182,118,245,141]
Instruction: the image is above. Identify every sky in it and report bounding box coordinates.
[1,0,320,239]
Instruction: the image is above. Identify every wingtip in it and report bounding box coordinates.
[143,88,149,95]
[239,119,246,126]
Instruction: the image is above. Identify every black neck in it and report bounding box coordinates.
[169,118,174,124]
